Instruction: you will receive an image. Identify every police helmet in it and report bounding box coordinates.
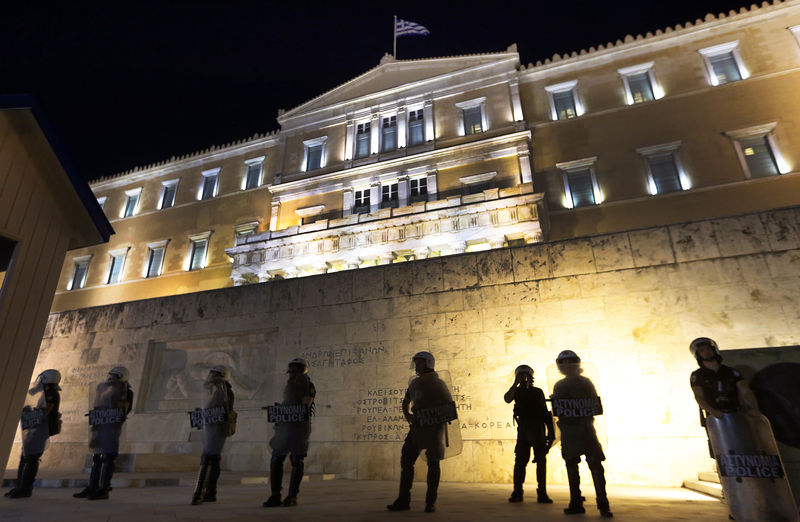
[556,350,581,364]
[209,365,230,380]
[39,369,62,386]
[287,358,308,374]
[108,366,130,382]
[411,351,435,370]
[689,337,721,365]
[514,365,534,377]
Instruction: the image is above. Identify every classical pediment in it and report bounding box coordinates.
[279,49,519,123]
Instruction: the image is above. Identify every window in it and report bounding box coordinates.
[243,157,264,190]
[200,169,219,200]
[69,256,91,290]
[160,180,178,209]
[637,143,689,195]
[303,137,327,171]
[355,122,371,158]
[699,42,747,86]
[381,183,399,208]
[145,242,168,278]
[106,249,127,284]
[121,188,141,218]
[618,63,661,105]
[234,222,258,243]
[725,123,787,179]
[354,189,371,214]
[557,157,601,208]
[188,238,208,271]
[381,116,397,152]
[545,81,581,121]
[459,172,497,195]
[96,196,107,210]
[456,97,486,136]
[408,109,424,146]
[409,177,428,203]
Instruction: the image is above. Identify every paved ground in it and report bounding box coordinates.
[0,476,728,522]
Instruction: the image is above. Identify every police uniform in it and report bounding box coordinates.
[552,374,610,515]
[510,385,553,501]
[690,365,742,413]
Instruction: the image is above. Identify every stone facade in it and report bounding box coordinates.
[16,206,800,488]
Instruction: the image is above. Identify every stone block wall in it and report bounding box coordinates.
[11,206,800,488]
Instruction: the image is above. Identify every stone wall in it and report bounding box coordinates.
[12,205,800,488]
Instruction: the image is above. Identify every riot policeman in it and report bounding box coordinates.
[4,369,62,499]
[504,364,554,503]
[73,366,133,500]
[551,351,613,518]
[689,337,757,422]
[387,351,454,514]
[263,358,316,508]
[191,365,235,505]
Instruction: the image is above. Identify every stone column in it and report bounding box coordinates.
[423,99,434,142]
[370,113,380,155]
[426,171,438,201]
[509,79,524,122]
[344,118,355,165]
[369,183,381,213]
[342,189,354,217]
[269,201,281,231]
[518,145,533,184]
[396,106,407,149]
[398,176,409,207]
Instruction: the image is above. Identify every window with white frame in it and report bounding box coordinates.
[303,137,327,171]
[545,80,582,121]
[409,177,428,203]
[145,241,168,278]
[381,183,399,208]
[188,233,210,271]
[556,157,601,208]
[408,109,424,146]
[355,122,371,159]
[354,188,371,214]
[618,62,661,104]
[699,41,748,86]
[68,255,91,290]
[725,123,787,179]
[637,142,689,195]
[200,169,219,200]
[121,188,141,218]
[96,196,107,210]
[381,116,397,152]
[243,157,264,190]
[234,222,258,242]
[160,179,178,209]
[106,249,128,284]
[456,97,486,136]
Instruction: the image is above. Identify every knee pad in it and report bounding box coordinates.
[271,454,287,466]
[289,455,305,467]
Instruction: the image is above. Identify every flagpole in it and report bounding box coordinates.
[393,15,397,58]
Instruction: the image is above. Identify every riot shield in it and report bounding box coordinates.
[88,380,129,454]
[189,377,231,456]
[409,369,462,461]
[545,361,608,447]
[21,384,49,456]
[706,412,798,522]
[266,373,314,456]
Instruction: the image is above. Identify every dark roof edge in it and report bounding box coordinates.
[0,94,113,243]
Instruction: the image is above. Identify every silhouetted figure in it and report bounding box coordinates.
[263,358,316,508]
[191,365,235,505]
[504,364,554,503]
[5,370,62,499]
[73,367,133,501]
[551,351,612,518]
[387,351,454,514]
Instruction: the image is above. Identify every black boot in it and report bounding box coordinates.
[535,459,552,503]
[424,460,440,512]
[509,456,525,502]
[74,454,101,498]
[88,454,115,500]
[590,461,613,518]
[564,460,585,514]
[203,456,220,502]
[191,456,210,505]
[387,457,413,511]
[6,455,39,498]
[283,456,304,507]
[263,455,284,507]
[4,455,25,498]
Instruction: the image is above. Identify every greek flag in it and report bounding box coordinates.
[395,19,430,36]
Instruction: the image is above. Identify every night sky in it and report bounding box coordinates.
[1,1,758,181]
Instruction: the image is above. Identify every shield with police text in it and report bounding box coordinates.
[408,369,462,461]
[546,361,608,447]
[267,373,315,456]
[190,376,231,456]
[21,384,49,455]
[88,380,129,454]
